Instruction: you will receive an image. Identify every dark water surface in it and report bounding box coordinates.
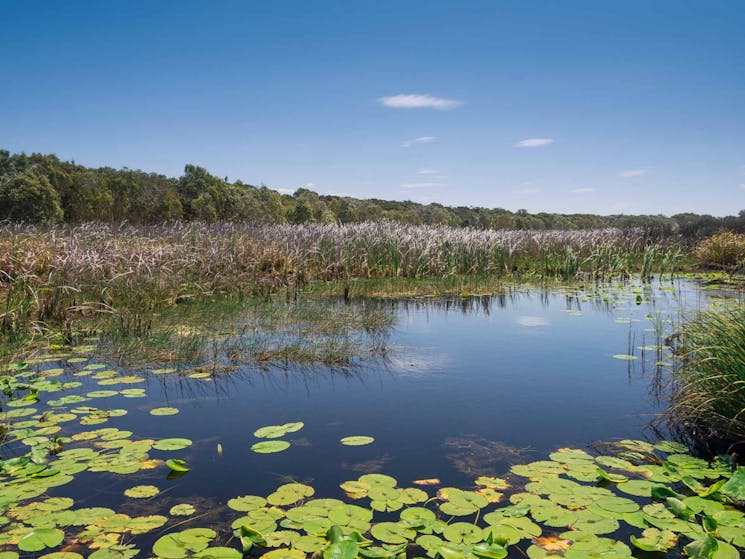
[2,280,734,556]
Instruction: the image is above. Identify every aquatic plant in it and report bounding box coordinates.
[668,305,745,439]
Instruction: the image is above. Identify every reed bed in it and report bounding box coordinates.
[667,306,745,440]
[0,221,684,353]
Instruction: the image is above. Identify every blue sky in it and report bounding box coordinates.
[2,1,744,215]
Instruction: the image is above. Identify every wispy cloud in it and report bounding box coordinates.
[400,182,441,189]
[302,182,316,189]
[379,94,463,110]
[417,168,439,175]
[571,187,595,194]
[402,136,438,148]
[512,187,540,194]
[517,316,550,327]
[515,138,555,148]
[277,188,295,195]
[619,169,647,177]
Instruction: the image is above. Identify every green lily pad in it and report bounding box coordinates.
[149,407,180,416]
[262,550,306,559]
[443,522,484,544]
[340,436,375,446]
[18,528,65,552]
[227,495,267,512]
[124,485,160,498]
[630,528,678,552]
[370,522,416,544]
[166,459,190,472]
[253,422,304,438]
[170,504,196,516]
[152,528,216,559]
[251,440,291,454]
[722,468,745,503]
[267,483,315,505]
[153,438,193,451]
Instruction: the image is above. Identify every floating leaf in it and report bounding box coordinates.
[251,440,291,454]
[262,550,306,559]
[153,438,193,451]
[124,485,160,498]
[340,436,375,446]
[370,522,416,544]
[721,468,745,504]
[170,504,196,516]
[149,407,179,416]
[630,528,678,552]
[18,528,65,552]
[227,496,267,512]
[253,422,304,439]
[166,459,190,472]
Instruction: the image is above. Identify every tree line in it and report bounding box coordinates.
[1,150,743,238]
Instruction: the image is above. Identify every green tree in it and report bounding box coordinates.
[290,200,312,223]
[0,173,64,223]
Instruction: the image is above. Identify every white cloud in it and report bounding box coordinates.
[517,316,550,327]
[619,169,647,177]
[512,188,540,194]
[402,136,438,148]
[400,182,441,189]
[515,138,555,148]
[417,168,439,175]
[740,183,745,190]
[277,188,295,195]
[303,182,316,189]
[378,94,463,110]
[571,187,595,194]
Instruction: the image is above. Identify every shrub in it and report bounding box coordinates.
[694,231,745,269]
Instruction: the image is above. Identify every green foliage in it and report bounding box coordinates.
[2,149,745,232]
[669,306,745,438]
[0,173,63,224]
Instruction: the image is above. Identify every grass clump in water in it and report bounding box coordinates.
[669,305,745,439]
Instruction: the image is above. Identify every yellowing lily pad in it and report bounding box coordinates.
[124,485,160,498]
[340,436,375,446]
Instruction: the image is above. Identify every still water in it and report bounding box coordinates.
[1,280,733,557]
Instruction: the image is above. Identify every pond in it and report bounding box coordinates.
[1,280,743,559]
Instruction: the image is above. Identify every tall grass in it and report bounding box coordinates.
[694,231,745,270]
[668,306,745,439]
[0,222,684,353]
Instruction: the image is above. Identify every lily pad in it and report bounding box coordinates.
[18,528,65,552]
[251,440,291,454]
[150,407,180,416]
[340,436,375,446]
[153,438,193,451]
[124,485,160,498]
[253,422,304,439]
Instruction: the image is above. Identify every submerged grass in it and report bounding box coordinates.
[83,296,395,369]
[668,305,745,440]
